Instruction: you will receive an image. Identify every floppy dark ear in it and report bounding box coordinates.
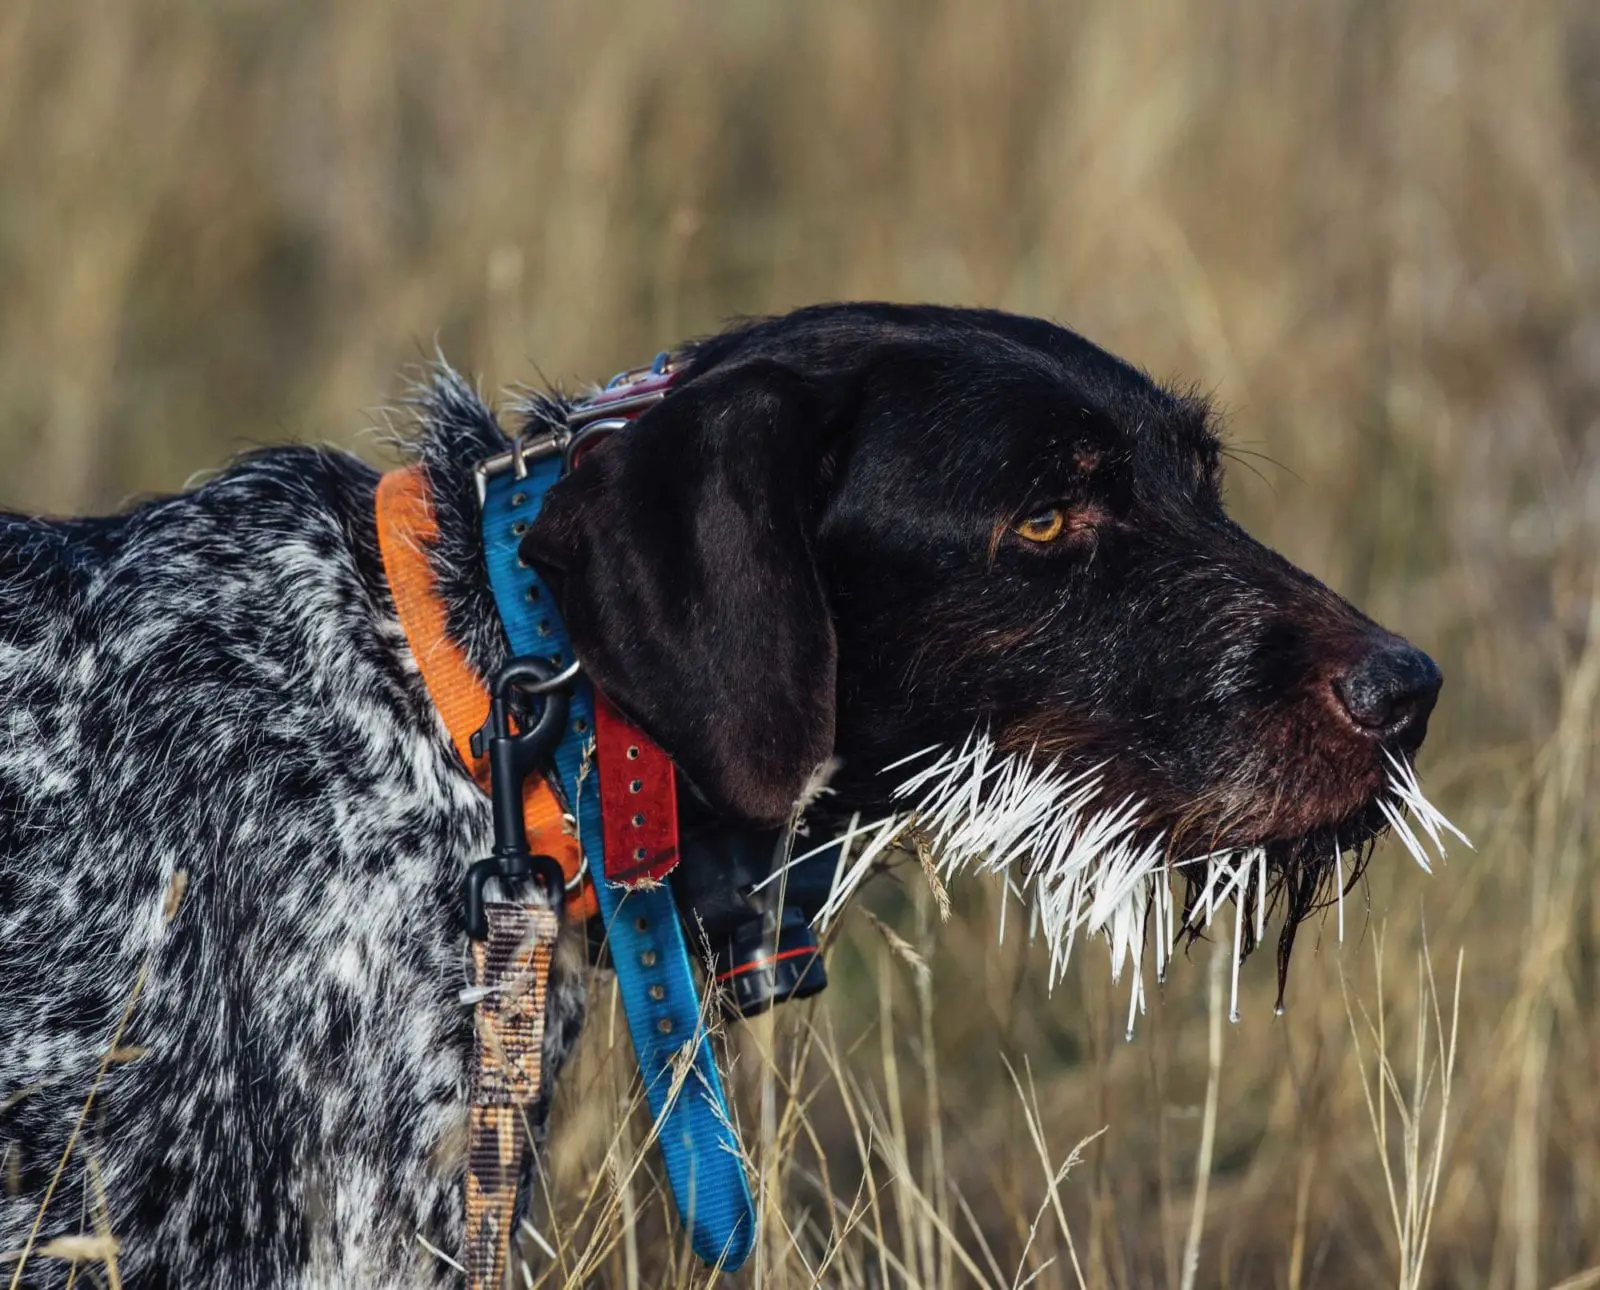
[521,360,851,826]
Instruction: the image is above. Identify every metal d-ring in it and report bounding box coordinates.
[562,417,631,473]
[511,657,583,695]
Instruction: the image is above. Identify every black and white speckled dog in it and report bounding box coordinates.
[0,303,1455,1287]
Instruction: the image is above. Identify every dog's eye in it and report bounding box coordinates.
[1013,507,1067,543]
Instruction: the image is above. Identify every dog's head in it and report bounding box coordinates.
[525,303,1453,985]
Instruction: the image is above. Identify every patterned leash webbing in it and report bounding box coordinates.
[464,901,560,1290]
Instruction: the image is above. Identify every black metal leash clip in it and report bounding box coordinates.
[462,656,575,939]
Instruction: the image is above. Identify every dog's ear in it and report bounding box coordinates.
[521,360,853,826]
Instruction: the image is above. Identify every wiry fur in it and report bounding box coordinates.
[1,302,1451,1287]
[0,381,584,1288]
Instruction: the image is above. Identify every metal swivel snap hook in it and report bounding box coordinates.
[462,655,580,939]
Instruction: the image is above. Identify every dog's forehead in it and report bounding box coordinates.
[693,305,1222,500]
[863,332,1221,498]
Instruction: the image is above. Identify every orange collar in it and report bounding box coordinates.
[375,465,596,922]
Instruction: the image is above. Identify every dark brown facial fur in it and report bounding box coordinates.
[524,302,1443,986]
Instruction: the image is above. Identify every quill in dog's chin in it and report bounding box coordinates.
[808,733,1466,1037]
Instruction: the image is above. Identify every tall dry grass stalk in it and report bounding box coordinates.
[1342,929,1463,1290]
[1177,939,1224,1290]
[2,0,1597,1285]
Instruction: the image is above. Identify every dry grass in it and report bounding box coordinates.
[2,1,1597,1285]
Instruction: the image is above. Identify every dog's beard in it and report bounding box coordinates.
[792,735,1468,1038]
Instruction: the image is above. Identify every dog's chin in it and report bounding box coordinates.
[1245,819,1383,1006]
[815,734,1464,1029]
[1223,796,1389,882]
[1125,803,1380,982]
[1175,755,1462,1005]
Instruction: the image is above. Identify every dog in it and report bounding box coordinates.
[0,303,1450,1287]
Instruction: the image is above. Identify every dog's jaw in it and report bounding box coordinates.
[803,734,1467,1036]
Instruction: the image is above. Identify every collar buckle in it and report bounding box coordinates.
[473,355,677,507]
[472,429,565,508]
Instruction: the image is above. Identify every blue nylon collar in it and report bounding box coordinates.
[479,441,757,1270]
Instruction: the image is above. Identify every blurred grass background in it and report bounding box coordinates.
[2,1,1597,1287]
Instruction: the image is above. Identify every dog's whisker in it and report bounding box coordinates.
[517,1218,558,1262]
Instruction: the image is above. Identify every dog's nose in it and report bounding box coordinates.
[1333,642,1442,745]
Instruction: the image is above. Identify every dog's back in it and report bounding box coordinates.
[0,449,479,1287]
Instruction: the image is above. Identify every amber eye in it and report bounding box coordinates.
[1013,507,1066,543]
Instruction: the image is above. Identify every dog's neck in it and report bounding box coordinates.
[396,363,852,886]
[402,365,575,690]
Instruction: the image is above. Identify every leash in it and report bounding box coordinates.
[462,901,560,1286]
[376,362,755,1284]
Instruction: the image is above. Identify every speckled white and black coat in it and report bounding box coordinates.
[0,372,585,1288]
